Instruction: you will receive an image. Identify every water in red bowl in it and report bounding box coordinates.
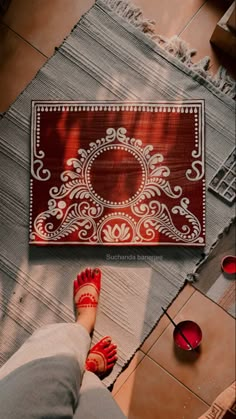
[173,320,202,351]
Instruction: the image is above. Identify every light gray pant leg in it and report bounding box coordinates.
[0,322,91,380]
[74,371,127,419]
[0,323,91,419]
[0,354,81,419]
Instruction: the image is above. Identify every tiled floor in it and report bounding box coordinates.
[0,0,235,113]
[113,285,235,418]
[0,1,235,418]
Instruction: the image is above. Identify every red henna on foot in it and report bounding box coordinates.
[74,268,101,310]
[85,336,118,376]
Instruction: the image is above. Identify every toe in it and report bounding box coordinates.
[76,273,84,287]
[101,338,112,349]
[101,336,112,346]
[108,355,118,363]
[90,336,111,353]
[106,362,116,370]
[105,344,117,354]
[92,268,101,279]
[85,268,91,278]
[107,344,117,352]
[92,268,101,293]
[108,350,117,358]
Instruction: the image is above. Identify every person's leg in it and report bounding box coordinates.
[0,267,103,381]
[74,371,126,419]
[0,268,103,419]
[0,353,81,419]
[74,268,118,378]
[0,322,91,381]
[73,269,123,419]
[74,267,101,334]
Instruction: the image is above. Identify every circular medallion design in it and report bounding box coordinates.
[86,145,146,208]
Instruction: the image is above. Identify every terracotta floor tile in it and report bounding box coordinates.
[148,291,236,405]
[141,283,195,353]
[180,0,235,75]
[114,356,209,419]
[2,0,94,57]
[112,350,145,396]
[0,23,46,113]
[135,0,206,38]
[2,0,210,57]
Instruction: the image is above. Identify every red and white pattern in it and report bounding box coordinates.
[30,101,205,246]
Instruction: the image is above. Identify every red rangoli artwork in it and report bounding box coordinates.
[30,101,205,246]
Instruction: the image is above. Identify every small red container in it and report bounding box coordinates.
[173,320,202,351]
[221,255,236,275]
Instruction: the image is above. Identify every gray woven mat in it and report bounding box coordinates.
[0,0,235,386]
[193,222,235,318]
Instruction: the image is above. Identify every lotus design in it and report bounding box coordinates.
[103,223,130,242]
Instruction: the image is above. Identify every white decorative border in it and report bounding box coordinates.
[29,179,33,235]
[185,103,205,181]
[30,100,205,245]
[31,107,51,181]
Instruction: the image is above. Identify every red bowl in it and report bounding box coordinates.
[173,320,202,351]
[221,255,236,275]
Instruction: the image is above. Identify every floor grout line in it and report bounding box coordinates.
[192,286,236,319]
[1,22,48,58]
[146,354,211,407]
[145,287,196,355]
[178,0,209,36]
[112,350,145,397]
[114,287,197,396]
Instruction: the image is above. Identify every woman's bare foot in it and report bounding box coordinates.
[74,268,101,334]
[85,336,118,376]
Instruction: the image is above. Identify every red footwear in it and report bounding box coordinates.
[85,336,118,376]
[74,268,101,309]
